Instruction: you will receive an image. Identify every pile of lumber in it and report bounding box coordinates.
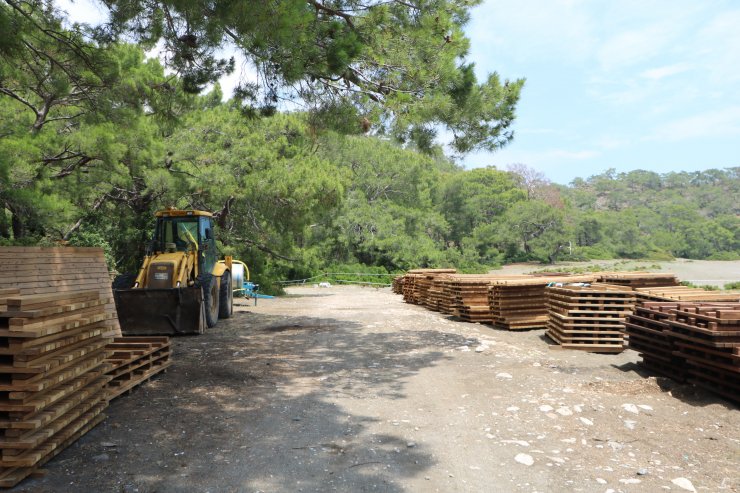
[424,275,454,312]
[0,247,173,487]
[545,283,635,352]
[598,272,679,289]
[0,247,121,338]
[450,276,500,323]
[401,269,456,305]
[635,286,740,302]
[627,301,740,402]
[0,290,112,488]
[625,302,688,380]
[669,303,740,403]
[105,337,172,401]
[391,276,404,295]
[489,275,596,331]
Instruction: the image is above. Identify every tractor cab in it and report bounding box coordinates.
[151,209,218,275]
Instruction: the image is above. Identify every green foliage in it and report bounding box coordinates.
[66,229,116,271]
[724,281,740,290]
[0,6,737,288]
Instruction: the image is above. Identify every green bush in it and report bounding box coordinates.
[707,252,740,261]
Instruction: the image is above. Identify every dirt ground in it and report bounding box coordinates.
[14,286,739,493]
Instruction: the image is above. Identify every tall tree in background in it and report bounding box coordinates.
[92,0,524,153]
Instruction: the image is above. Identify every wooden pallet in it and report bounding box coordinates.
[391,276,404,295]
[0,247,121,338]
[544,284,635,353]
[598,272,679,289]
[626,301,740,402]
[400,269,457,305]
[635,286,740,302]
[0,291,110,487]
[105,337,172,401]
[489,276,597,331]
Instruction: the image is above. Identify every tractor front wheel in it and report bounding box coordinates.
[196,273,219,328]
[219,271,233,319]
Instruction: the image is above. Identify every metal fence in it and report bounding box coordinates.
[277,272,394,287]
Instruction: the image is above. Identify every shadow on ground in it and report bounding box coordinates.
[609,361,738,410]
[14,309,472,493]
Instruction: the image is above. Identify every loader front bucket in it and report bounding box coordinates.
[113,287,206,335]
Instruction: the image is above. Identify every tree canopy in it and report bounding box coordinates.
[2,0,524,153]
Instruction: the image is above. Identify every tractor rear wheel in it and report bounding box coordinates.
[196,273,219,328]
[219,271,233,319]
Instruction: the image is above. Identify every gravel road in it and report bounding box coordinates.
[15,286,739,493]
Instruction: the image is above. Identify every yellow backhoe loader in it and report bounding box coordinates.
[112,208,235,335]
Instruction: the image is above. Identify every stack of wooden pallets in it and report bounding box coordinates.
[545,282,635,353]
[449,276,501,323]
[0,290,112,488]
[401,273,420,304]
[668,303,740,403]
[401,269,456,305]
[105,337,172,401]
[424,275,454,312]
[625,302,687,380]
[391,276,404,295]
[598,272,679,289]
[489,276,596,331]
[0,247,121,338]
[635,286,740,302]
[436,276,459,315]
[0,247,173,487]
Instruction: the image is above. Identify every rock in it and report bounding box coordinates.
[496,372,513,379]
[92,453,110,462]
[671,477,697,492]
[579,417,593,426]
[506,406,520,412]
[621,403,639,414]
[100,442,117,448]
[619,478,641,484]
[556,407,573,416]
[539,405,554,412]
[637,468,648,475]
[475,345,488,353]
[595,478,607,484]
[514,453,534,466]
[624,420,637,430]
[501,440,530,447]
[407,442,416,448]
[637,404,653,411]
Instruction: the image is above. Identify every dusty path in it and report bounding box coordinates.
[15,286,739,493]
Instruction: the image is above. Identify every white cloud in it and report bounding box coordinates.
[597,21,680,72]
[468,0,597,68]
[641,63,693,80]
[648,106,740,141]
[695,10,740,84]
[56,0,107,26]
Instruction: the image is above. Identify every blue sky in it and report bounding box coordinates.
[463,0,740,183]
